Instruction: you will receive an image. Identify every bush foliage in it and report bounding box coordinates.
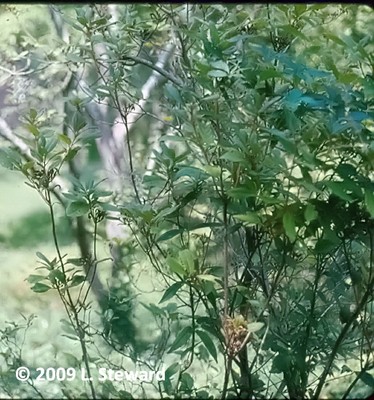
[0,4,373,399]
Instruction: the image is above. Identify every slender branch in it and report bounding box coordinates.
[122,54,183,87]
[49,5,107,306]
[341,363,374,400]
[115,42,176,133]
[221,357,233,400]
[0,117,31,157]
[45,189,96,399]
[312,274,374,400]
[0,116,67,206]
[0,60,33,77]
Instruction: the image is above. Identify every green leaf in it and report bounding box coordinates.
[283,210,296,241]
[143,174,167,189]
[64,147,80,162]
[29,108,38,120]
[49,269,66,285]
[234,213,261,225]
[283,88,303,111]
[36,251,51,265]
[0,148,22,170]
[179,249,195,274]
[247,322,264,333]
[66,200,90,217]
[341,364,352,373]
[70,275,86,287]
[271,352,291,373]
[167,326,193,353]
[159,281,184,304]
[157,229,184,242]
[160,141,175,160]
[203,165,221,178]
[187,222,223,231]
[61,334,79,341]
[196,330,217,362]
[180,372,194,390]
[164,362,179,380]
[364,189,374,218]
[315,238,339,254]
[210,60,229,74]
[67,258,84,266]
[167,257,186,276]
[164,83,182,103]
[174,166,208,181]
[208,69,228,78]
[228,185,257,200]
[72,113,87,132]
[66,52,86,62]
[63,352,80,368]
[321,181,353,201]
[31,283,52,293]
[59,134,72,145]
[359,371,374,388]
[155,205,180,221]
[258,68,283,80]
[196,274,219,283]
[45,136,58,153]
[294,4,307,17]
[269,129,298,154]
[163,361,179,394]
[26,274,47,284]
[304,204,318,222]
[220,150,245,162]
[26,123,40,136]
[336,163,357,179]
[60,319,77,335]
[118,390,134,399]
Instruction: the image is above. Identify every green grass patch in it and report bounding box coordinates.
[5,210,73,248]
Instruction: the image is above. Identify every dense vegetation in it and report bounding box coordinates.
[0,4,373,399]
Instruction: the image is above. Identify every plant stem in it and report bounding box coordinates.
[46,190,97,399]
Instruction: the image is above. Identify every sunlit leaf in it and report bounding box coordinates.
[196,274,219,283]
[167,257,186,276]
[247,322,264,333]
